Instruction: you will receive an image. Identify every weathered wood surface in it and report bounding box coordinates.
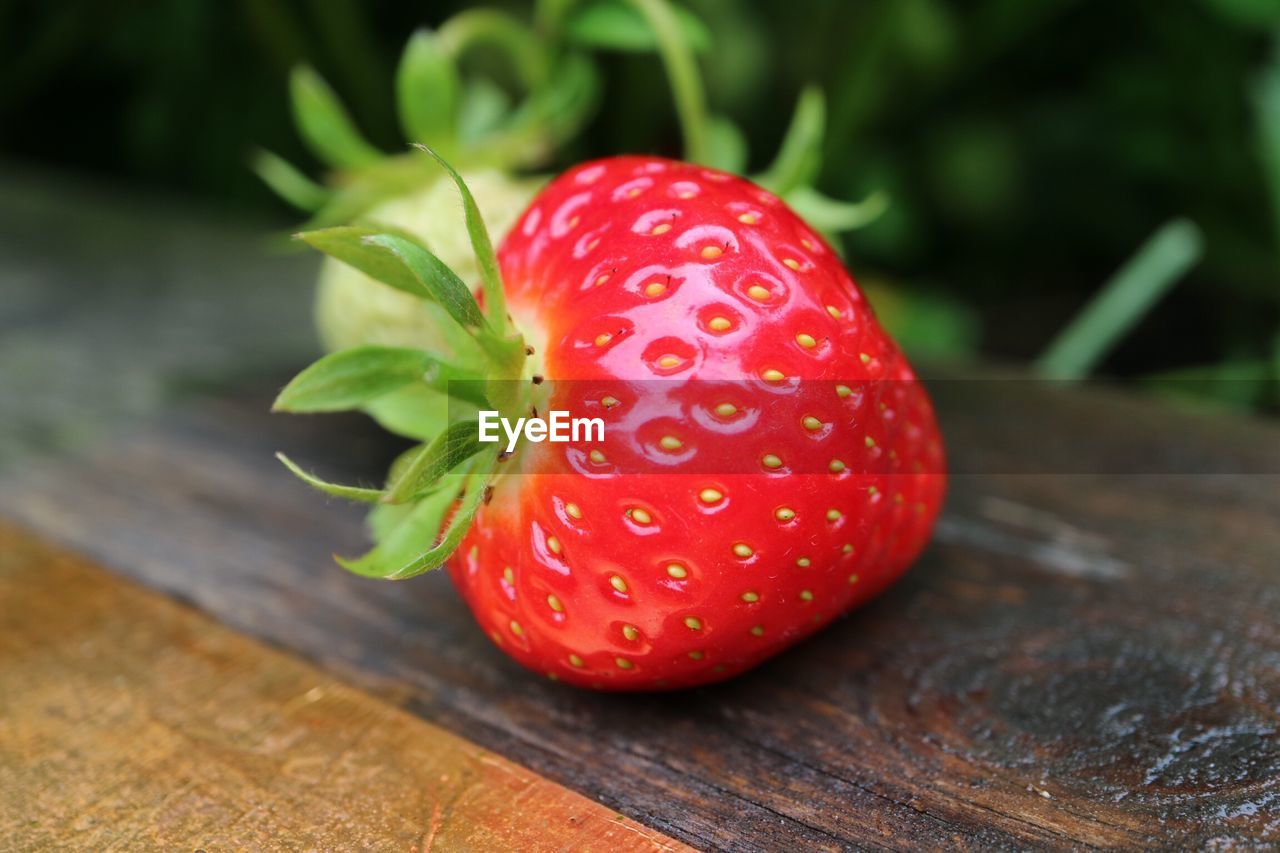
[2,169,1280,849]
[0,165,317,466]
[0,523,687,852]
[2,381,1277,850]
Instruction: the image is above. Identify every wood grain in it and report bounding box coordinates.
[1,384,1277,850]
[0,523,688,852]
[3,174,1279,849]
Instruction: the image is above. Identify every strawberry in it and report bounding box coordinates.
[258,13,888,455]
[449,156,945,689]
[257,17,885,372]
[275,152,944,691]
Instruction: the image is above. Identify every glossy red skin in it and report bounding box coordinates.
[448,157,945,690]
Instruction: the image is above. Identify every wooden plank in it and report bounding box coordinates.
[0,165,316,467]
[1,384,1277,849]
[0,523,688,852]
[3,175,1279,848]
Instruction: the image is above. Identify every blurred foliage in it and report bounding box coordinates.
[1,0,1278,410]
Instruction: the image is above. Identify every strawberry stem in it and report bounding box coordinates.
[438,9,548,91]
[1036,218,1202,380]
[758,87,826,195]
[629,0,710,165]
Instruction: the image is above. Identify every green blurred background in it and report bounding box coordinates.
[3,0,1278,410]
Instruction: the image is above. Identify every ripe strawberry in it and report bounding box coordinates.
[260,18,888,456]
[276,153,944,692]
[447,156,946,689]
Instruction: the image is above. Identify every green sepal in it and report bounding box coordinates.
[367,499,412,545]
[296,227,489,337]
[364,385,455,442]
[438,8,547,88]
[298,226,427,298]
[385,443,429,490]
[563,0,710,53]
[338,451,496,579]
[306,217,487,363]
[758,86,825,196]
[300,158,434,229]
[273,345,487,413]
[784,186,890,234]
[480,54,600,169]
[397,29,461,151]
[252,149,331,211]
[275,452,385,503]
[385,419,486,504]
[412,145,508,336]
[542,54,602,149]
[351,461,475,572]
[289,66,383,170]
[277,153,531,582]
[361,232,490,333]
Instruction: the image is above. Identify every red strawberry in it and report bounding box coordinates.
[443,156,946,690]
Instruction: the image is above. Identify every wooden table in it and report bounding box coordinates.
[2,168,1278,849]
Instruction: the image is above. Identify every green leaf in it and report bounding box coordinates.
[339,455,495,579]
[759,87,826,195]
[386,419,486,504]
[363,232,489,333]
[251,149,330,211]
[397,29,461,149]
[1036,219,1204,380]
[275,452,384,503]
[411,145,508,335]
[564,0,710,52]
[706,114,748,174]
[289,65,382,169]
[785,186,890,233]
[274,346,435,413]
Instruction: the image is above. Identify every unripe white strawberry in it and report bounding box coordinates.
[254,22,599,357]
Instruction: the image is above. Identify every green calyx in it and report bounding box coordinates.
[273,150,529,580]
[253,10,600,228]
